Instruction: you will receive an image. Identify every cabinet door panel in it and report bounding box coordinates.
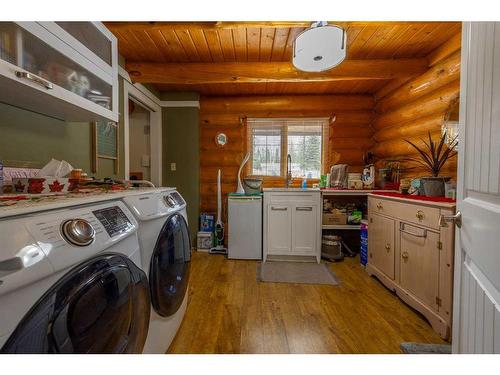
[292,204,317,255]
[368,214,395,279]
[399,223,440,311]
[267,204,292,255]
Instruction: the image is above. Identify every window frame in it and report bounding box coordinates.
[245,117,330,181]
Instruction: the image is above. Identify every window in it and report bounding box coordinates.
[248,118,329,179]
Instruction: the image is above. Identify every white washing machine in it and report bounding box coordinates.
[0,199,151,353]
[122,188,190,354]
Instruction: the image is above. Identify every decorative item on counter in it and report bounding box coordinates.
[403,131,457,197]
[236,152,251,194]
[301,178,308,189]
[362,152,375,189]
[242,176,263,195]
[320,174,328,188]
[445,180,457,199]
[399,178,412,194]
[70,169,82,179]
[329,164,348,188]
[378,167,392,189]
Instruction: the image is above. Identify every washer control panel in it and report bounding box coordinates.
[92,206,133,238]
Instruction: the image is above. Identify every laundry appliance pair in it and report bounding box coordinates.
[0,188,190,354]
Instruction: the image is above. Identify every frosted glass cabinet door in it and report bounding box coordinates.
[0,22,117,121]
[55,22,112,66]
[19,25,113,110]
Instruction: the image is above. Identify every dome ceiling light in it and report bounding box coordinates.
[292,21,347,72]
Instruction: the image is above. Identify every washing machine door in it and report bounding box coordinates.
[1,254,150,354]
[149,213,191,317]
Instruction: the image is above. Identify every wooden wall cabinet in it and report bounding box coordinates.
[366,194,455,340]
[263,190,321,262]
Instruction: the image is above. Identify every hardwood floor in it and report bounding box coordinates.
[168,252,447,354]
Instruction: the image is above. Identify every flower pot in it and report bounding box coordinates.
[421,177,450,197]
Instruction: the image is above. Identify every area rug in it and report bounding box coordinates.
[257,262,340,285]
[400,342,452,354]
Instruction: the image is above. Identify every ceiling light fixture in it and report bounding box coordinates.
[292,21,347,72]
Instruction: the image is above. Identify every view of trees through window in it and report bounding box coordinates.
[249,119,327,179]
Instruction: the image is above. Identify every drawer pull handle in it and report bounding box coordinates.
[402,251,409,260]
[296,207,312,211]
[15,71,53,90]
[271,206,287,211]
[416,210,425,221]
[400,223,427,238]
[385,244,391,251]
[376,203,383,210]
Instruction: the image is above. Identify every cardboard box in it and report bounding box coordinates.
[323,209,347,225]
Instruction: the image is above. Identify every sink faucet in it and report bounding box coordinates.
[286,154,292,188]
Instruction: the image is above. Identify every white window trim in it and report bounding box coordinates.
[247,117,330,179]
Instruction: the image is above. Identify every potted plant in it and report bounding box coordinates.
[404,131,457,197]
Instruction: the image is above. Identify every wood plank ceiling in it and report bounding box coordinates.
[104,21,462,96]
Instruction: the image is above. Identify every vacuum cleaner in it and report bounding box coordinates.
[209,169,228,255]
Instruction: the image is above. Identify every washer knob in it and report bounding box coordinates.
[163,195,176,208]
[61,219,95,246]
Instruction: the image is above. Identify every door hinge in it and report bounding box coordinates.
[436,296,442,307]
[437,241,443,250]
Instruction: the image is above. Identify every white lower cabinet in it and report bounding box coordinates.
[263,190,321,262]
[267,203,292,255]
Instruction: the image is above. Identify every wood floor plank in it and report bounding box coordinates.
[168,252,447,353]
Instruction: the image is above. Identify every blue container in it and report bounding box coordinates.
[199,213,215,233]
[360,222,368,266]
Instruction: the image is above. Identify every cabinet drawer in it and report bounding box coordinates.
[369,197,441,229]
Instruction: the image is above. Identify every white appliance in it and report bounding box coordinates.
[122,188,190,354]
[0,199,150,353]
[228,195,262,260]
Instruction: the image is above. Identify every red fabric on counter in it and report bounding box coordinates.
[371,191,456,203]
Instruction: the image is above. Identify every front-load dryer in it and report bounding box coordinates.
[122,188,190,353]
[0,200,150,353]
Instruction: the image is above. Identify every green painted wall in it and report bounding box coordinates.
[0,78,126,179]
[161,92,200,239]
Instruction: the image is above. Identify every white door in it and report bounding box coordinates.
[267,203,292,255]
[453,22,500,353]
[292,204,317,256]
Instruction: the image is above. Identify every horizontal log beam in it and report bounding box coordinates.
[126,60,428,85]
[376,51,461,113]
[200,95,374,113]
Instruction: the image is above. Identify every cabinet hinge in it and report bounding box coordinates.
[437,241,443,250]
[436,297,442,307]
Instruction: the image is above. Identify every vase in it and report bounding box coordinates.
[421,177,450,197]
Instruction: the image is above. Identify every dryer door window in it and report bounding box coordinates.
[1,254,150,354]
[150,213,191,317]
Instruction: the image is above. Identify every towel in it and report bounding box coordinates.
[330,164,349,188]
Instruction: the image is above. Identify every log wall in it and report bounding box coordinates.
[199,94,375,216]
[371,34,461,179]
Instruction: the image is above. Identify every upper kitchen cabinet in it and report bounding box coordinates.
[0,22,118,122]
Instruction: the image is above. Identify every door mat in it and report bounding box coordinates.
[400,342,452,354]
[257,262,340,285]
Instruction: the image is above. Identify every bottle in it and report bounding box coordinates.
[301,178,307,189]
[0,158,3,195]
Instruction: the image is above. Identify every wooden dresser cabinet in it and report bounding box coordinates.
[366,194,455,340]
